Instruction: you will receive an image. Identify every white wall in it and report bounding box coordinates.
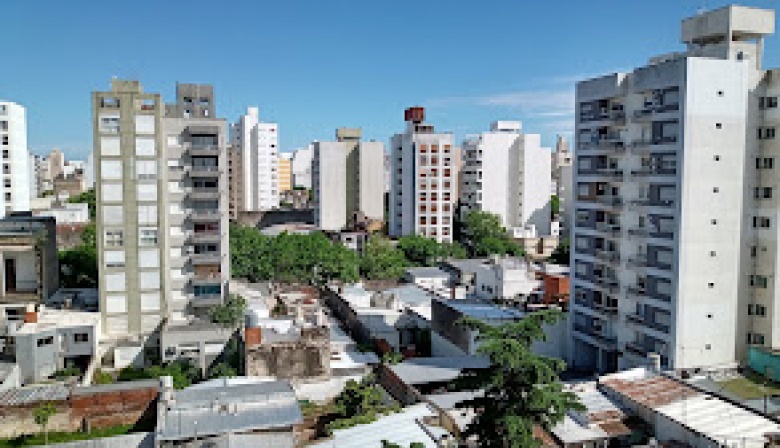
[358,141,386,220]
[313,142,347,231]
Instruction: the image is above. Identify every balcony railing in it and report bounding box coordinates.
[189,166,221,177]
[189,210,221,221]
[630,199,675,208]
[631,136,678,147]
[631,168,677,177]
[595,222,621,236]
[188,189,222,200]
[573,324,617,346]
[626,313,670,333]
[595,250,621,264]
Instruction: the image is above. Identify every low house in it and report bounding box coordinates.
[600,367,780,448]
[244,319,331,380]
[403,267,452,295]
[431,299,567,360]
[8,306,100,384]
[160,319,235,376]
[156,377,302,448]
[0,214,59,306]
[377,356,490,405]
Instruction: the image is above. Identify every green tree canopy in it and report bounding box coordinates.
[360,236,408,280]
[461,211,523,258]
[454,310,583,447]
[68,188,96,220]
[208,362,237,379]
[397,235,466,266]
[209,294,247,327]
[334,377,384,418]
[59,223,98,288]
[550,195,560,218]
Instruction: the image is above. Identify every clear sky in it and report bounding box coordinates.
[2,0,780,160]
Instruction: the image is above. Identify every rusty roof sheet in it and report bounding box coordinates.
[600,375,698,408]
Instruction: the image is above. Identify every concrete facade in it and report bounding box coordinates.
[93,80,229,341]
[571,5,778,373]
[291,145,313,190]
[229,107,279,213]
[390,107,458,243]
[461,121,552,238]
[0,101,31,215]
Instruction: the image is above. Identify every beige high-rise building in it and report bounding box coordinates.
[278,154,292,193]
[311,128,385,231]
[93,79,229,341]
[47,148,65,181]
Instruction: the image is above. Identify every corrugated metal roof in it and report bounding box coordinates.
[390,356,490,385]
[157,378,302,441]
[71,379,160,396]
[0,383,69,406]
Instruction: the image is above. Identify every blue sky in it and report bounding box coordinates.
[2,0,779,160]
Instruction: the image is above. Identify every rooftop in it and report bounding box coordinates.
[404,267,451,279]
[389,356,490,385]
[436,299,524,320]
[157,377,302,441]
[308,403,446,448]
[13,308,100,335]
[0,383,69,407]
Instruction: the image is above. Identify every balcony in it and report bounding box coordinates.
[189,209,221,222]
[631,136,679,149]
[595,222,621,237]
[595,250,621,266]
[629,199,675,209]
[191,252,221,265]
[188,188,221,200]
[573,324,617,348]
[580,110,626,126]
[191,274,223,286]
[189,166,221,177]
[191,294,223,306]
[593,276,619,292]
[632,104,680,122]
[625,341,650,357]
[631,167,677,177]
[189,145,220,157]
[593,300,618,315]
[626,313,670,334]
[191,231,221,243]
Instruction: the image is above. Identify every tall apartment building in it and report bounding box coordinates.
[93,80,229,340]
[0,101,31,214]
[291,145,313,190]
[48,148,65,181]
[389,107,457,243]
[311,128,385,231]
[570,5,775,373]
[553,135,574,232]
[278,153,292,193]
[461,121,552,238]
[229,108,279,214]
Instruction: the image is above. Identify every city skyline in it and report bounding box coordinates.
[4,0,780,160]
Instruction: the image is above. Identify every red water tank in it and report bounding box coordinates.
[404,107,425,123]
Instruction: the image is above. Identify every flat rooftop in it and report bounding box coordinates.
[13,308,100,334]
[389,356,490,385]
[437,299,523,320]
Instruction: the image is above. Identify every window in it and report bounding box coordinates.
[715,123,722,129]
[137,183,158,201]
[138,205,158,225]
[2,150,7,159]
[139,271,160,290]
[760,96,779,109]
[708,282,715,288]
[755,187,773,199]
[138,249,159,268]
[713,187,719,193]
[139,227,158,246]
[136,160,157,179]
[105,273,126,292]
[141,293,161,312]
[37,336,54,347]
[105,230,124,247]
[753,216,771,228]
[756,158,774,169]
[749,333,766,345]
[100,137,121,156]
[104,250,125,268]
[105,295,127,313]
[714,156,720,161]
[751,246,758,258]
[758,127,777,140]
[750,275,769,288]
[135,115,155,134]
[136,137,156,156]
[1,136,7,146]
[102,206,124,225]
[99,114,120,133]
[749,304,767,316]
[102,184,123,202]
[101,160,122,180]
[74,333,89,343]
[711,219,717,225]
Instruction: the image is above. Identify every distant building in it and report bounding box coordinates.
[53,170,87,198]
[311,128,385,231]
[461,121,552,238]
[552,135,573,232]
[160,319,235,376]
[278,153,292,192]
[0,101,31,215]
[390,107,458,243]
[229,107,279,213]
[291,145,313,189]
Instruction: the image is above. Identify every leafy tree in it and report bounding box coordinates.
[208,362,237,379]
[118,360,200,390]
[333,377,384,419]
[550,195,560,218]
[210,294,247,327]
[397,235,466,266]
[33,402,57,445]
[92,369,114,385]
[461,211,523,257]
[549,238,570,266]
[59,223,98,288]
[381,351,404,365]
[68,188,96,220]
[361,236,408,280]
[454,310,583,447]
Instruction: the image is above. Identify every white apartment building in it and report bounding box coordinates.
[570,5,776,373]
[553,135,574,232]
[229,107,279,212]
[311,128,385,231]
[93,80,230,341]
[389,107,458,243]
[292,145,313,189]
[0,101,31,214]
[461,121,552,238]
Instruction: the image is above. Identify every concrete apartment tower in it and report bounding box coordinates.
[570,5,776,373]
[291,145,313,190]
[93,80,229,340]
[461,121,552,238]
[311,128,385,231]
[229,107,279,215]
[389,107,458,243]
[48,148,65,181]
[277,153,292,193]
[553,135,574,232]
[0,101,31,215]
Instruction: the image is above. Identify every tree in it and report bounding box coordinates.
[68,188,96,220]
[334,377,383,419]
[59,223,98,288]
[454,310,583,447]
[549,238,570,266]
[550,195,560,219]
[361,237,408,280]
[208,362,237,379]
[210,294,247,327]
[461,211,523,258]
[33,402,57,445]
[397,235,466,267]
